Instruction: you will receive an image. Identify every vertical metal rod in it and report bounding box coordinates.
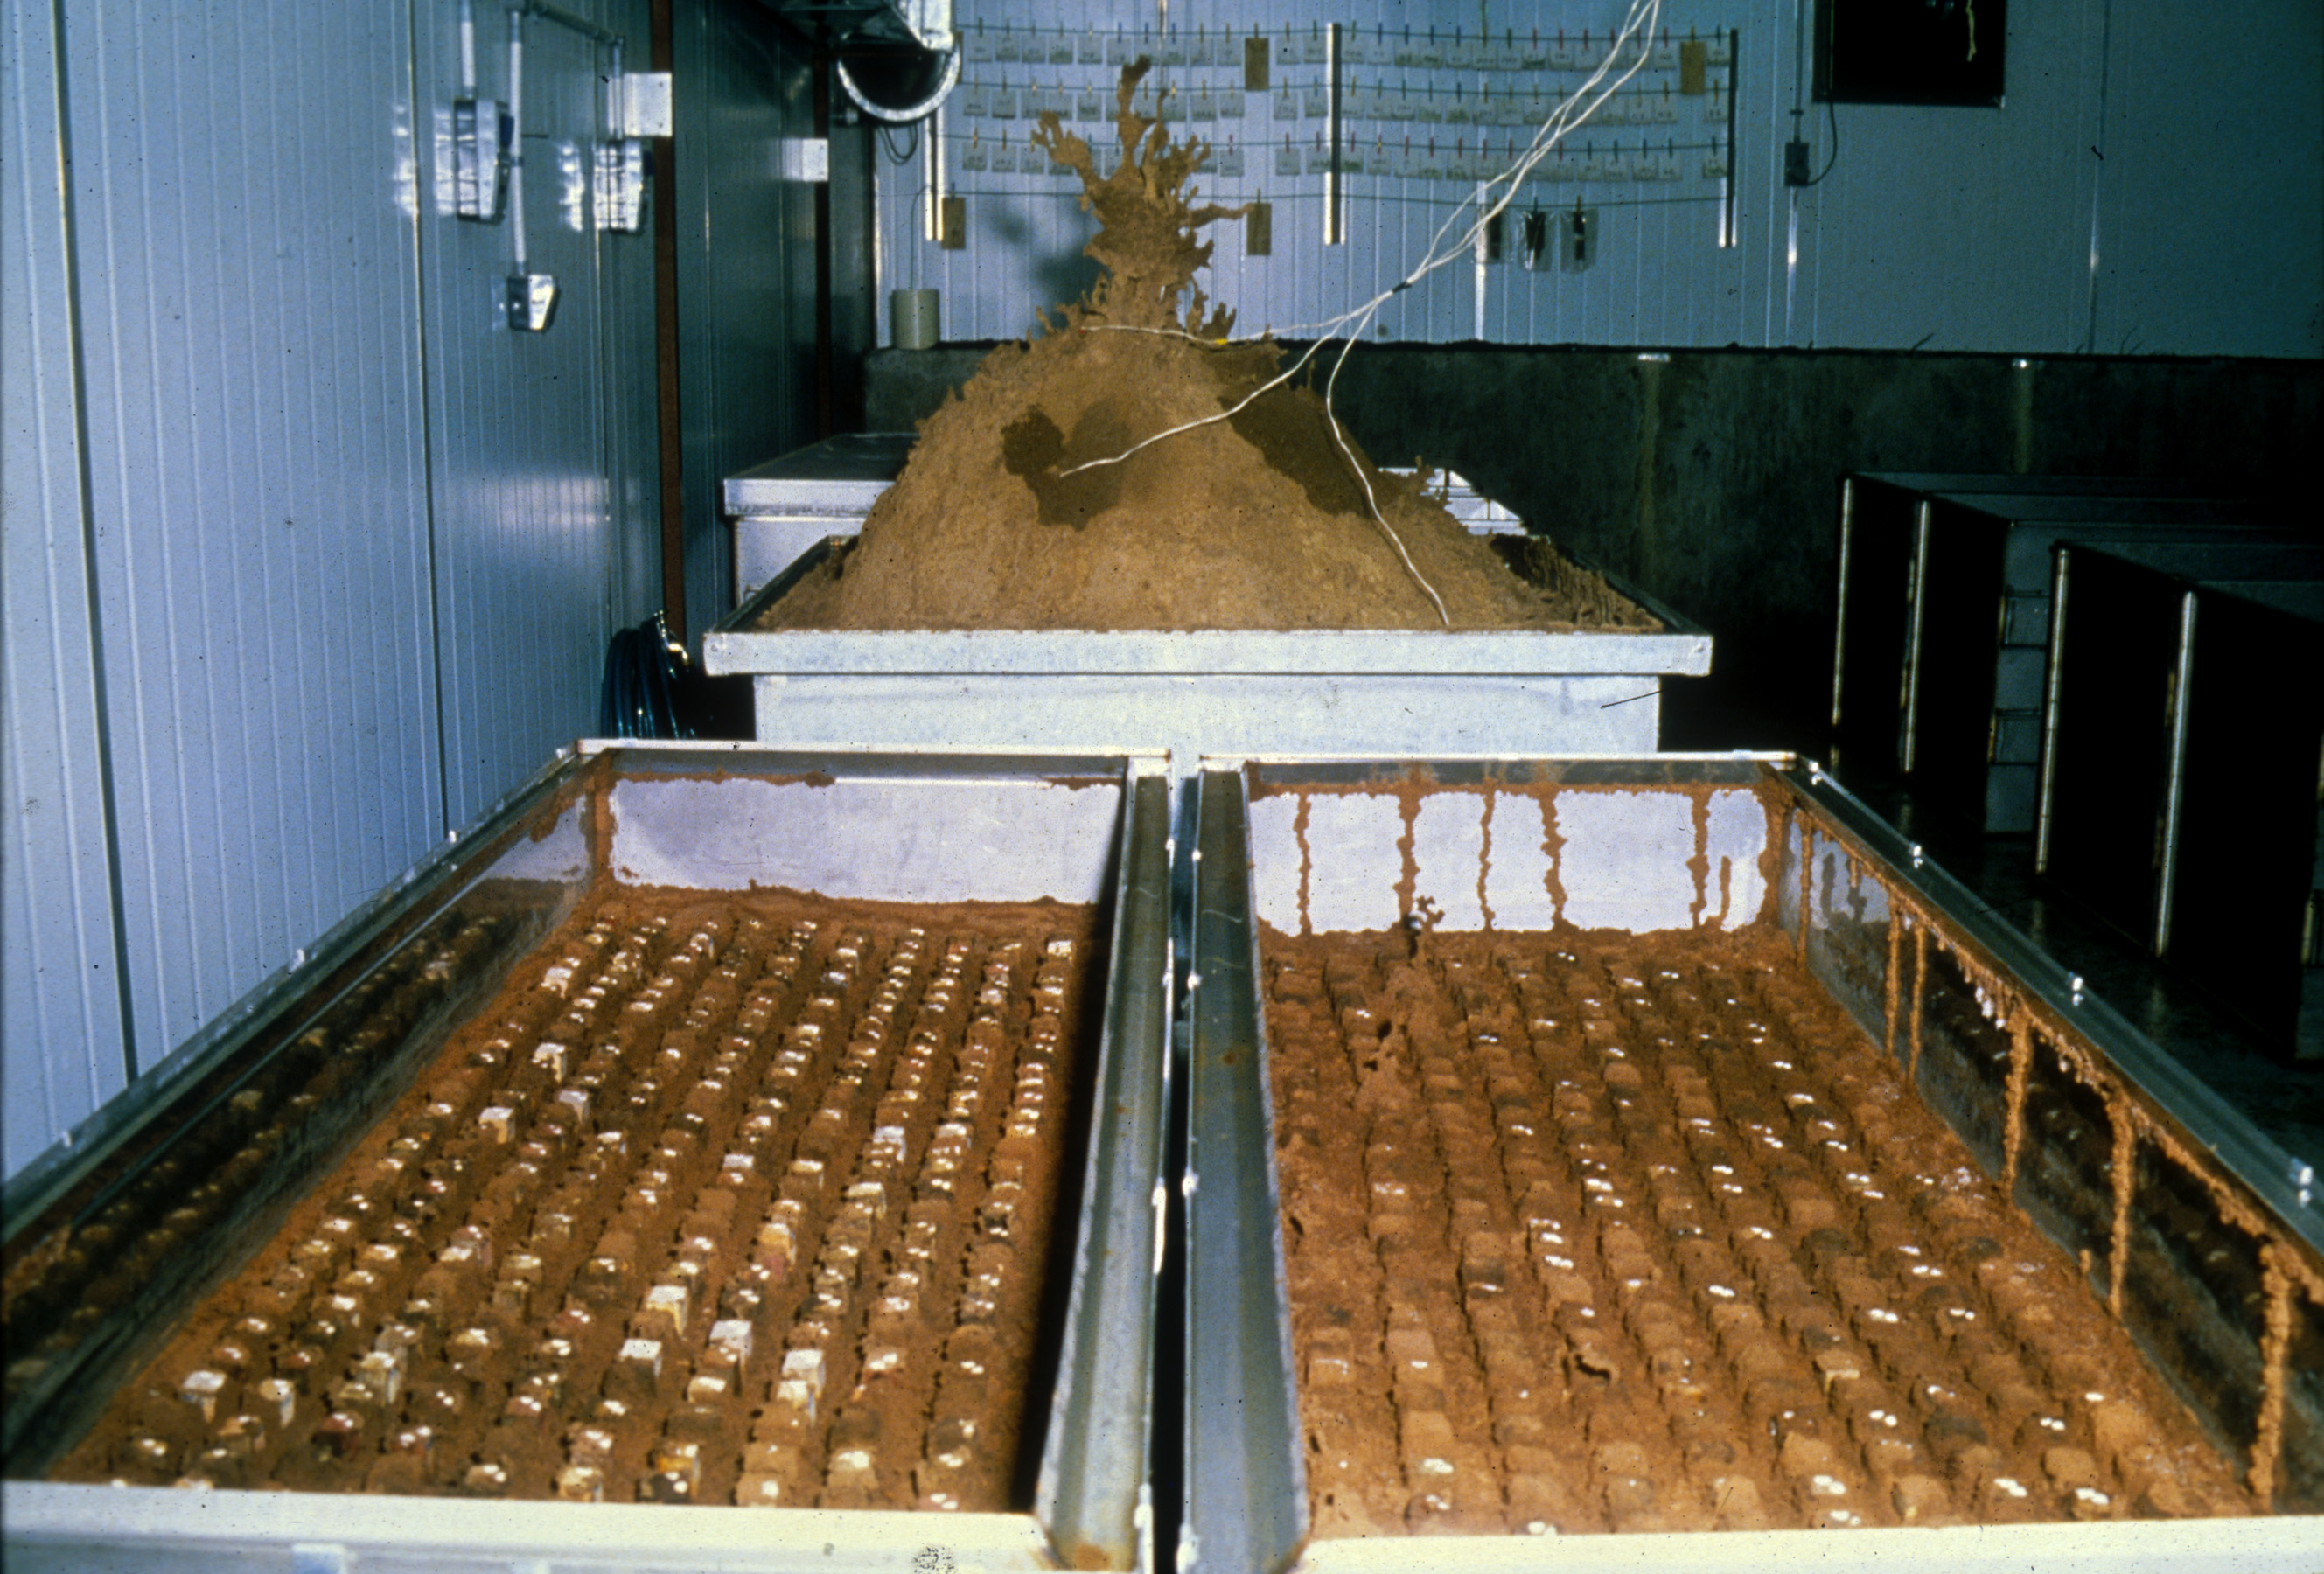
[2153,589,2198,956]
[1720,28,1739,248]
[1830,476,1855,728]
[925,101,944,241]
[1900,500,1931,774]
[508,7,528,273]
[1323,23,1342,245]
[2035,544,2072,872]
[45,0,143,1084]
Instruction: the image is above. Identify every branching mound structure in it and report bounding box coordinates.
[764,61,1654,633]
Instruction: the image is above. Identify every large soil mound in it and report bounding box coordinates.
[765,63,1653,634]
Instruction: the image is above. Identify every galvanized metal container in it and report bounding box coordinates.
[3,743,1172,1573]
[1184,753,2324,1572]
[703,547,1708,791]
[725,434,918,609]
[2040,541,2324,1059]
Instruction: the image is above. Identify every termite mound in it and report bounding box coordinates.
[760,60,1653,634]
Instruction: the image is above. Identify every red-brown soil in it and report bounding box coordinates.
[1266,923,2254,1536]
[57,888,1096,1511]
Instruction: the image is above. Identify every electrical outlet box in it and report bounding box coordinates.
[1784,138,1812,185]
[1246,201,1272,257]
[451,96,512,221]
[1481,209,1505,264]
[507,274,558,331]
[611,72,673,138]
[778,137,830,183]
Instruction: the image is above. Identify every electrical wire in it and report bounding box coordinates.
[1797,98,1839,187]
[880,120,921,163]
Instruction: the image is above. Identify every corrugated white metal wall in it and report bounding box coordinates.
[0,0,707,1180]
[3,0,133,1172]
[877,0,2322,356]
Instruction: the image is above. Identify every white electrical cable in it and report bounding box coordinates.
[508,5,527,274]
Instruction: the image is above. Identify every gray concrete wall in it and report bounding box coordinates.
[866,345,2322,742]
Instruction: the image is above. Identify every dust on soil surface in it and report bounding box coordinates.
[58,887,1098,1511]
[761,62,1655,635]
[1266,923,2254,1535]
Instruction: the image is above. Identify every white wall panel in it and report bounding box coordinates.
[4,0,676,1183]
[62,0,443,1066]
[3,0,132,1167]
[878,0,2322,356]
[2092,0,2324,358]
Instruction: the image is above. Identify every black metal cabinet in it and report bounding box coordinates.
[2041,540,2324,1058]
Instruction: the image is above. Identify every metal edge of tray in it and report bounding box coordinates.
[1187,756,2322,1564]
[703,546,1712,679]
[0,1482,1059,1573]
[1776,759,2324,1255]
[2,745,608,1474]
[1182,768,1309,1574]
[2,744,597,1231]
[1291,1514,2324,1573]
[1035,769,1171,1571]
[5,746,1169,1570]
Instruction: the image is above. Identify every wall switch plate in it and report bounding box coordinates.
[451,97,511,220]
[1784,137,1813,185]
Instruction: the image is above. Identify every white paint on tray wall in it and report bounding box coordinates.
[605,777,1123,905]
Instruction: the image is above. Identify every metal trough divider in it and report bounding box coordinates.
[4,744,1170,1572]
[1184,754,2321,1571]
[1183,769,1309,1574]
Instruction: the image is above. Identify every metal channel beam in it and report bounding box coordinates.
[1037,770,1171,1570]
[1183,770,1307,1574]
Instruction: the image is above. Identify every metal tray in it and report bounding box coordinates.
[702,545,1710,795]
[3,743,1171,1572]
[1184,753,2323,1572]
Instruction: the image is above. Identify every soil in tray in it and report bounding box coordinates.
[1265,923,2256,1535]
[758,63,1656,637]
[55,888,1099,1511]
